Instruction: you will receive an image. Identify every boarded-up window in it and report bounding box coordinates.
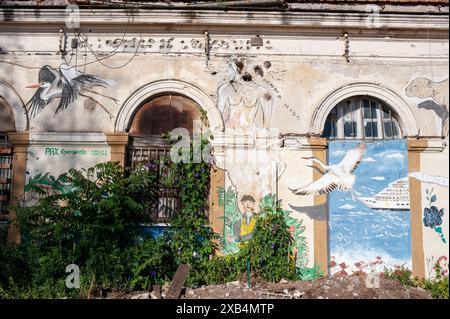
[128,94,204,223]
[129,95,203,136]
[0,97,15,132]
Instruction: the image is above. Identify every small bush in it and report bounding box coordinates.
[130,237,176,290]
[241,195,297,282]
[385,263,449,299]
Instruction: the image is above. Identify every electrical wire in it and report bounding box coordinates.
[0,8,135,72]
[68,9,140,70]
[77,10,132,61]
[81,32,142,70]
[0,61,42,70]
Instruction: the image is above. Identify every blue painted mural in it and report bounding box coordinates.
[328,140,411,274]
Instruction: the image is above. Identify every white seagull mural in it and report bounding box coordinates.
[290,144,366,196]
[25,62,117,119]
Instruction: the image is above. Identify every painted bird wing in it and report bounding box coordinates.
[55,65,109,114]
[73,73,109,88]
[290,173,347,196]
[339,145,365,174]
[60,63,109,88]
[25,87,50,119]
[54,77,77,114]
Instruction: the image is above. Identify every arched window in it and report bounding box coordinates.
[128,94,204,223]
[0,97,15,239]
[322,96,402,140]
[129,94,203,136]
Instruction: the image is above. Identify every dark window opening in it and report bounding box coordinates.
[127,94,204,223]
[0,134,13,233]
[0,97,15,241]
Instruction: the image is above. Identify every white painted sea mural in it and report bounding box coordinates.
[328,140,412,274]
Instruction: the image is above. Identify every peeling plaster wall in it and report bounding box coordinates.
[419,145,449,278]
[0,33,448,136]
[278,147,316,268]
[0,8,448,275]
[26,132,110,178]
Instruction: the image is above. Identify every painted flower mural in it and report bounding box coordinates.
[423,189,447,244]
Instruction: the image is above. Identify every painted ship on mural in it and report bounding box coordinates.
[358,177,410,211]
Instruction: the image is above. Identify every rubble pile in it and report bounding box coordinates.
[99,273,432,299]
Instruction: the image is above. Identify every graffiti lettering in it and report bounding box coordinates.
[283,104,301,121]
[44,148,109,157]
[45,147,60,156]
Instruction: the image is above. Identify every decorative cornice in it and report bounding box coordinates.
[283,135,328,150]
[28,132,109,146]
[0,9,447,36]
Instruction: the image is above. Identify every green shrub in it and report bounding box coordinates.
[385,263,449,299]
[130,237,176,290]
[201,255,241,285]
[384,265,416,287]
[1,162,158,298]
[240,195,297,282]
[1,150,319,298]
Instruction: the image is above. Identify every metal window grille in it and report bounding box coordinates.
[127,137,179,223]
[0,134,13,224]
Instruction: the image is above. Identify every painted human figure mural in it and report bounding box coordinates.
[216,149,286,252]
[231,195,257,243]
[217,59,273,132]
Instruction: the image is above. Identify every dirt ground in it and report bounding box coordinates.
[99,272,431,299]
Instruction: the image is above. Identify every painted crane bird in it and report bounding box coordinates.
[290,143,366,196]
[25,63,117,119]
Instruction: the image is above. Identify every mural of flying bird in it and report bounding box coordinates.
[25,63,115,119]
[290,144,366,196]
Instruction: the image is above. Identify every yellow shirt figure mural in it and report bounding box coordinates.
[233,195,257,245]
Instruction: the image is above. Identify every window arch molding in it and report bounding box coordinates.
[115,79,224,133]
[310,83,418,138]
[0,81,28,132]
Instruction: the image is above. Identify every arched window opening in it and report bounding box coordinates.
[322,96,402,140]
[0,97,15,241]
[127,94,204,223]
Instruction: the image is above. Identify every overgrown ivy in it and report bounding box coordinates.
[1,135,322,298]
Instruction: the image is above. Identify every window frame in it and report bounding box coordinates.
[127,93,206,224]
[323,96,402,140]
